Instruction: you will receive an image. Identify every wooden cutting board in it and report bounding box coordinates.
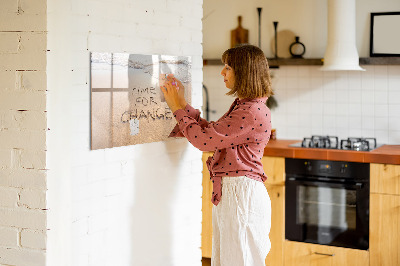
[231,16,249,48]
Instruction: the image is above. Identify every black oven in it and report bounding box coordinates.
[285,158,369,250]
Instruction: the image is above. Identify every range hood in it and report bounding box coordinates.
[320,0,365,71]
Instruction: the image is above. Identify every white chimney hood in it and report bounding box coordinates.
[320,0,365,71]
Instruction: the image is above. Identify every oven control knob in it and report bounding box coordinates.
[304,161,312,171]
[340,164,347,174]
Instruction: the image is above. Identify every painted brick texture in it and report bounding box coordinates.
[46,0,204,266]
[0,227,19,247]
[0,0,48,265]
[2,0,203,266]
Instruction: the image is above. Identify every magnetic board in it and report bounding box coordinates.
[90,52,192,150]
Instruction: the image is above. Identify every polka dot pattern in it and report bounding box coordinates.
[169,97,272,206]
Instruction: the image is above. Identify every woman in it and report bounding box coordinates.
[161,44,273,266]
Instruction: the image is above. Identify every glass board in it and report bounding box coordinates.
[90,53,192,150]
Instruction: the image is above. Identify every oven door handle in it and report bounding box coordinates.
[287,177,364,189]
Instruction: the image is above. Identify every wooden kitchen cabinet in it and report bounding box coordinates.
[284,241,369,266]
[202,152,213,258]
[370,193,400,266]
[264,184,285,266]
[370,163,400,266]
[370,163,400,195]
[201,154,286,266]
[261,156,285,185]
[262,156,285,266]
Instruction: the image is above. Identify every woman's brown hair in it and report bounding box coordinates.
[221,44,273,99]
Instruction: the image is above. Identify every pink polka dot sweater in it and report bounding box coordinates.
[169,97,271,206]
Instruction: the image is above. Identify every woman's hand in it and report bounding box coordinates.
[173,75,187,108]
[161,75,185,113]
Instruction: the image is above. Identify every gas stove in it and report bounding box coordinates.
[289,135,381,151]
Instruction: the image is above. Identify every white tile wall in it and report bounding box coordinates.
[272,65,400,144]
[203,65,400,144]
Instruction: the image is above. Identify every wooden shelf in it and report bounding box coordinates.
[202,59,223,66]
[268,58,322,67]
[203,57,400,67]
[359,57,400,65]
[203,58,323,67]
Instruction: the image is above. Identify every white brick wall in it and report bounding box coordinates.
[21,229,47,250]
[0,187,19,208]
[3,0,203,265]
[0,248,46,266]
[47,1,203,266]
[0,227,19,247]
[0,0,48,265]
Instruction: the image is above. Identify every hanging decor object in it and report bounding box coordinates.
[273,21,279,58]
[289,36,306,58]
[370,12,400,57]
[257,8,262,48]
[231,16,249,48]
[269,30,296,58]
[320,0,364,71]
[266,95,278,110]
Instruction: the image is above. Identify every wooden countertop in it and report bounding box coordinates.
[263,139,400,165]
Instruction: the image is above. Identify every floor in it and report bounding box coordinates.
[202,257,211,266]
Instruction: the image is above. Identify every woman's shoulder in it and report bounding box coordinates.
[229,99,270,123]
[239,98,269,111]
[244,99,271,123]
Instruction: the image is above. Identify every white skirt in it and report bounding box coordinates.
[212,176,271,266]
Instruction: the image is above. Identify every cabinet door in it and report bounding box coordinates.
[370,193,400,266]
[284,241,369,266]
[264,185,284,266]
[370,163,400,195]
[202,152,213,258]
[261,156,285,185]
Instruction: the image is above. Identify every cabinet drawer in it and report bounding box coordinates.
[284,241,369,266]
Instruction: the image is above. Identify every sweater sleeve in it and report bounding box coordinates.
[173,105,257,152]
[169,104,210,137]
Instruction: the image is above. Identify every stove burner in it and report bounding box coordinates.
[295,136,378,151]
[301,135,339,149]
[340,137,377,151]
